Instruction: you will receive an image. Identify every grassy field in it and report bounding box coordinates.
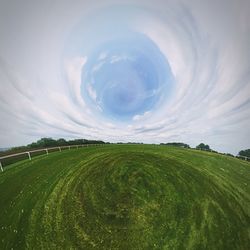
[0,144,249,249]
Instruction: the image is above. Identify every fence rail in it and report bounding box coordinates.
[0,144,104,171]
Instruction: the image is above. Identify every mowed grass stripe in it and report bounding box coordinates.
[0,147,104,248]
[0,145,249,249]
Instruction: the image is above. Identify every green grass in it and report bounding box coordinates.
[0,144,249,249]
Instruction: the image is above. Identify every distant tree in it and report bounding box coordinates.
[0,137,106,157]
[225,153,234,157]
[27,142,40,149]
[68,139,79,145]
[56,138,67,146]
[67,139,105,145]
[85,140,104,144]
[196,143,211,151]
[36,138,57,148]
[238,149,250,158]
[211,150,218,154]
[161,142,190,148]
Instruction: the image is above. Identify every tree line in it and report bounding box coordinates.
[1,138,249,159]
[0,138,105,156]
[160,142,250,159]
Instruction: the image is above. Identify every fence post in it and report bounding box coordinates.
[46,149,48,155]
[59,147,61,152]
[0,161,3,172]
[27,152,31,160]
[68,146,71,150]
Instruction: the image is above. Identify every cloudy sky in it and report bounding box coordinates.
[0,0,249,154]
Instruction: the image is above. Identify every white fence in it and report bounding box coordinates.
[0,144,104,172]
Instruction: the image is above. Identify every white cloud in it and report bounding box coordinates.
[64,56,87,108]
[87,84,97,101]
[132,111,151,121]
[98,52,108,60]
[92,61,105,73]
[110,55,133,64]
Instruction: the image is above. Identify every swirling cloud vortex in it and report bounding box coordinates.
[0,0,249,154]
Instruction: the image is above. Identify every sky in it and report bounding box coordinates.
[0,0,250,154]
